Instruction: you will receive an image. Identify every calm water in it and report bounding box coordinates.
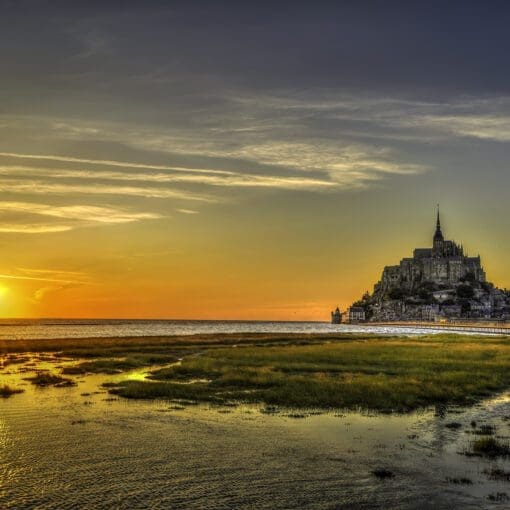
[0,318,499,340]
[1,354,510,509]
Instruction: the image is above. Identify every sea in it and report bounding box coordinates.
[0,318,501,340]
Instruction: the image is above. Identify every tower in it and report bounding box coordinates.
[432,205,444,256]
[331,307,342,324]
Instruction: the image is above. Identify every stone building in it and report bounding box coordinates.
[331,307,342,324]
[348,208,510,322]
[348,306,366,322]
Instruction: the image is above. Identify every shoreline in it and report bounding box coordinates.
[0,322,509,349]
[365,321,510,335]
[0,332,394,353]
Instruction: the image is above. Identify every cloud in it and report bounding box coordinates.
[0,178,213,201]
[0,164,336,190]
[0,145,420,193]
[17,267,89,278]
[222,93,510,145]
[215,142,423,185]
[1,267,90,306]
[176,208,199,214]
[33,286,58,302]
[0,95,429,194]
[0,272,84,284]
[32,282,79,303]
[0,201,161,223]
[0,223,73,233]
[6,93,510,207]
[0,201,163,234]
[0,151,232,176]
[405,114,510,142]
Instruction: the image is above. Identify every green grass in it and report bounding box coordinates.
[0,332,356,357]
[61,354,178,375]
[5,332,510,411]
[108,335,510,411]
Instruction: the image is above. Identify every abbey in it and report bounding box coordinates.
[378,210,485,293]
[349,209,510,322]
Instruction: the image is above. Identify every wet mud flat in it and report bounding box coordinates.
[2,338,510,508]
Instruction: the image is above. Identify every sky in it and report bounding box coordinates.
[1,1,510,319]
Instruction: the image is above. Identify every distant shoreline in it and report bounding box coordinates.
[365,321,510,334]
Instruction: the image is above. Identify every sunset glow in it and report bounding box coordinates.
[1,3,510,320]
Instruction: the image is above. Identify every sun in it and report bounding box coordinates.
[0,284,12,318]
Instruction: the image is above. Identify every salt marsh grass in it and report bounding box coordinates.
[5,332,510,411]
[107,334,510,411]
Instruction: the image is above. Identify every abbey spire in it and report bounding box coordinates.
[433,205,444,255]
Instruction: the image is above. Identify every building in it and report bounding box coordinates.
[331,307,342,324]
[347,208,510,321]
[349,306,366,322]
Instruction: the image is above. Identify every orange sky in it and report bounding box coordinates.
[0,192,508,320]
[2,4,510,319]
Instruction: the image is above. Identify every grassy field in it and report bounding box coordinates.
[106,334,510,411]
[0,332,344,356]
[4,332,510,411]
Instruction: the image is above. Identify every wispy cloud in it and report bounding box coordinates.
[402,114,510,142]
[0,201,163,233]
[0,146,420,192]
[26,266,89,303]
[0,268,90,306]
[176,208,199,214]
[0,151,232,175]
[0,272,85,284]
[215,142,424,186]
[17,267,89,278]
[0,94,431,193]
[0,178,213,201]
[5,93,510,211]
[33,285,62,302]
[0,201,161,223]
[0,223,73,233]
[0,164,335,190]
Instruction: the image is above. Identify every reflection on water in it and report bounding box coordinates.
[0,318,500,340]
[1,355,510,508]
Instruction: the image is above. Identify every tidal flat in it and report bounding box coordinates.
[2,333,510,508]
